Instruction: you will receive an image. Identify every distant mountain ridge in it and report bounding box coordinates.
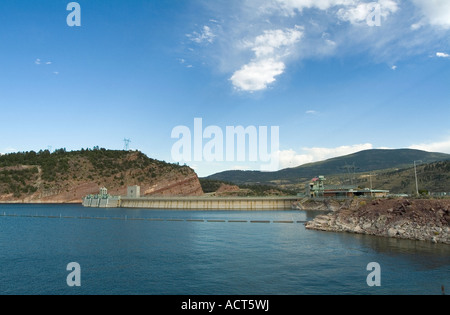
[206,149,450,185]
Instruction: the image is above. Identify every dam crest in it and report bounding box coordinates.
[82,186,298,211]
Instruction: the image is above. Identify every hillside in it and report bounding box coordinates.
[338,160,450,195]
[0,148,203,203]
[199,178,297,197]
[207,149,450,189]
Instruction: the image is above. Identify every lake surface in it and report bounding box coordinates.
[0,204,448,295]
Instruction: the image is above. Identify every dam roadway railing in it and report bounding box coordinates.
[118,196,299,211]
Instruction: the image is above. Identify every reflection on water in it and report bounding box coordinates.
[350,233,450,270]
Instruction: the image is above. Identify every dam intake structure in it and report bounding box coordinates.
[82,186,299,211]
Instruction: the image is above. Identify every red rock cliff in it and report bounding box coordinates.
[0,149,204,203]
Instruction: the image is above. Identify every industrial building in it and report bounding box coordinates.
[308,176,389,198]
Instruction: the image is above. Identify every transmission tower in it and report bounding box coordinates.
[343,163,356,185]
[123,138,131,151]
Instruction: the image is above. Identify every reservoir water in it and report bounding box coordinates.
[0,204,448,295]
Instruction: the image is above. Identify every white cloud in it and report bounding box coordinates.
[391,65,397,70]
[276,139,450,170]
[273,0,355,16]
[410,23,423,30]
[278,143,374,169]
[231,59,286,91]
[436,52,450,58]
[337,0,399,25]
[187,25,216,45]
[409,138,450,153]
[187,0,450,92]
[249,28,304,58]
[227,1,403,92]
[35,59,54,65]
[272,0,399,23]
[412,0,450,29]
[306,110,319,115]
[230,26,303,91]
[178,58,193,68]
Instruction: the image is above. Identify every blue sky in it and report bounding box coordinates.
[0,0,449,177]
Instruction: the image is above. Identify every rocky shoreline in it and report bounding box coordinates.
[293,198,360,212]
[305,199,450,245]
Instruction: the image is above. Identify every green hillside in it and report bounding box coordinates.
[206,149,450,189]
[0,148,198,201]
[341,160,450,195]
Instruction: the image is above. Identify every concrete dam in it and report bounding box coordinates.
[120,196,298,211]
[82,186,298,211]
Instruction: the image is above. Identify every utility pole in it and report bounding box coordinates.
[414,160,422,196]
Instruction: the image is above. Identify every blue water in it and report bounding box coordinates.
[0,204,448,295]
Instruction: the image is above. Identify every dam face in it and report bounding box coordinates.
[82,187,299,210]
[83,196,298,211]
[119,197,298,211]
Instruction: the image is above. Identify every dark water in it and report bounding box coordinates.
[0,204,448,295]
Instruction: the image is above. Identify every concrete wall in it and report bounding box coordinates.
[83,196,121,208]
[119,197,297,211]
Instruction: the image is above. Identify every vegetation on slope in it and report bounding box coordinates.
[0,148,196,200]
[342,160,450,195]
[206,149,450,195]
[199,178,297,197]
[207,149,450,186]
